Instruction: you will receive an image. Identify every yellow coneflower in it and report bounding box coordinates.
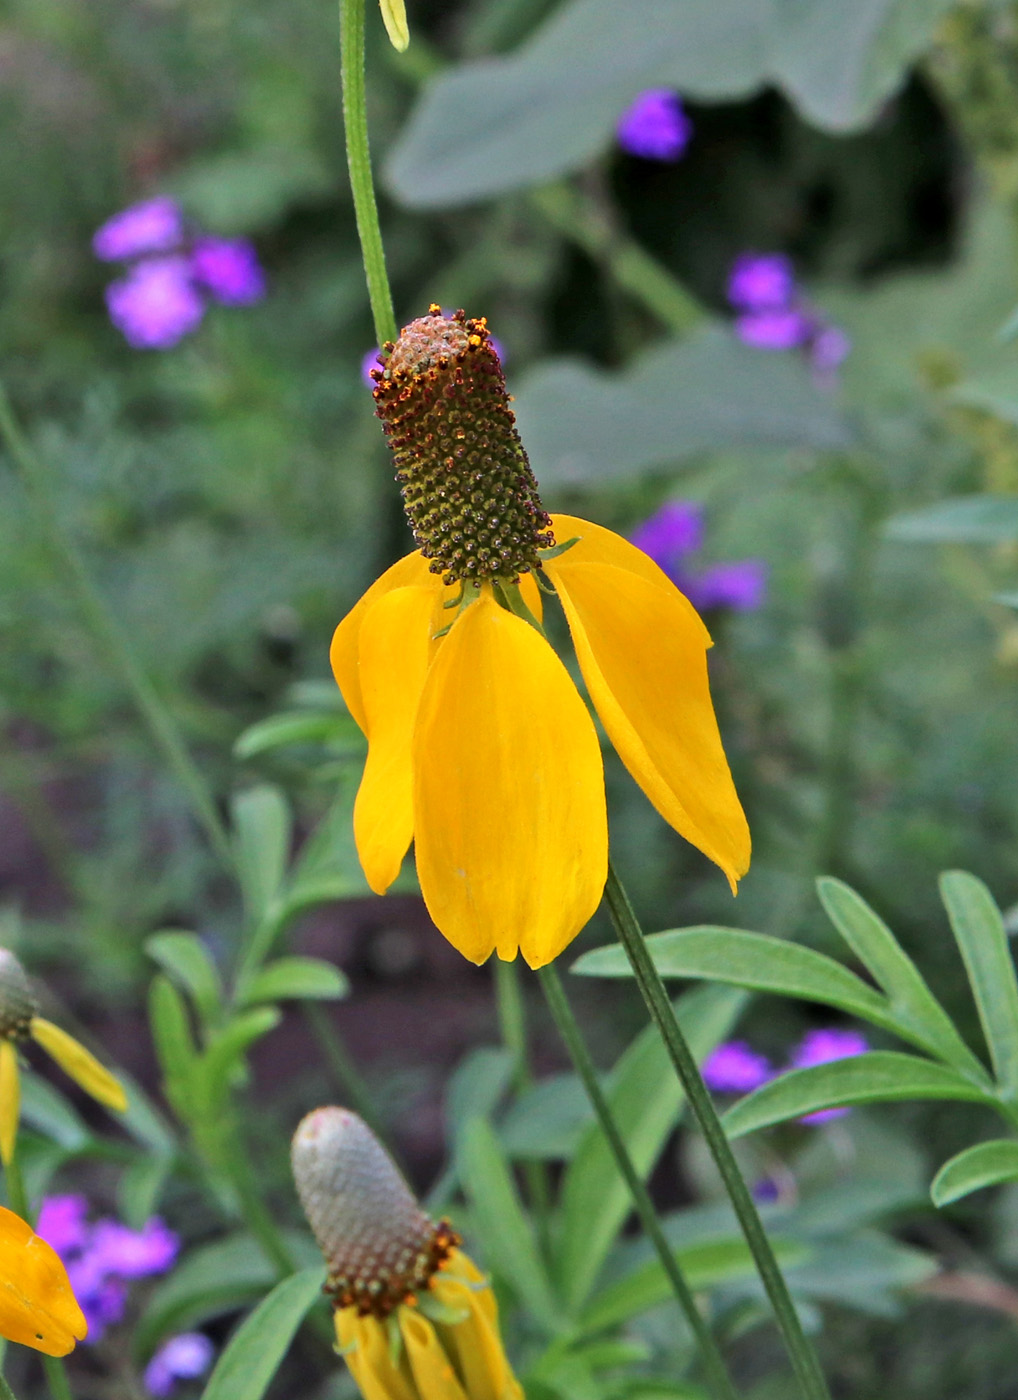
[292,1106,523,1400]
[331,306,750,967]
[0,948,127,1164]
[0,1204,87,1355]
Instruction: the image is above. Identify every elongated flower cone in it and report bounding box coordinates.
[332,307,750,967]
[292,1107,523,1400]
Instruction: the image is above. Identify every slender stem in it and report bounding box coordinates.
[220,1120,296,1277]
[494,958,532,1091]
[4,1156,74,1400]
[604,863,831,1400]
[0,383,233,870]
[538,965,740,1400]
[340,0,398,346]
[302,1002,385,1140]
[0,1370,18,1400]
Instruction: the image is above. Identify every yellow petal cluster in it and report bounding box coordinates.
[336,1249,522,1400]
[0,1204,87,1356]
[332,513,750,968]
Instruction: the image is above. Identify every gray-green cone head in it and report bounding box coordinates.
[0,948,37,1040]
[291,1106,457,1317]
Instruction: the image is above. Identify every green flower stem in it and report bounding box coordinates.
[302,1001,387,1143]
[0,382,233,871]
[4,1155,73,1400]
[604,863,831,1400]
[529,182,703,336]
[0,1370,19,1400]
[537,965,739,1400]
[494,960,553,1241]
[340,0,398,347]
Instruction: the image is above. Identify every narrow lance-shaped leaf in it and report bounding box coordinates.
[940,871,1018,1098]
[146,932,223,1027]
[723,1053,998,1140]
[232,785,292,924]
[931,1140,1018,1207]
[200,1267,326,1400]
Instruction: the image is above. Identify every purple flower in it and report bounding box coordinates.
[810,324,852,381]
[753,1178,781,1204]
[36,1195,89,1255]
[702,1040,773,1093]
[191,237,266,305]
[686,560,768,613]
[90,1217,180,1277]
[727,253,796,313]
[735,308,812,351]
[630,501,704,570]
[617,88,692,161]
[105,257,206,350]
[792,1027,869,1124]
[144,1334,215,1397]
[93,197,184,261]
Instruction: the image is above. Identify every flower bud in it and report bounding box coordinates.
[0,949,38,1041]
[291,1107,457,1317]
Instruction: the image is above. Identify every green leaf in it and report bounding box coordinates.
[20,1076,90,1152]
[940,871,1018,1097]
[237,957,349,1007]
[816,878,987,1081]
[500,1074,594,1160]
[387,0,949,207]
[447,1047,515,1141]
[931,1139,1018,1207]
[232,786,292,925]
[149,974,199,1108]
[782,1231,937,1316]
[119,1154,173,1230]
[283,776,369,912]
[885,495,1018,544]
[557,985,744,1312]
[511,329,850,487]
[723,1053,997,1140]
[578,1235,807,1333]
[167,147,332,234]
[201,1009,281,1100]
[200,1267,326,1400]
[146,932,222,1026]
[458,1117,561,1327]
[136,1234,313,1355]
[573,925,893,1028]
[233,710,360,760]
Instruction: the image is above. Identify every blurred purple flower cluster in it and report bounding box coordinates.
[144,1332,215,1397]
[616,88,692,161]
[702,1026,869,1125]
[94,196,266,350]
[727,252,850,386]
[36,1195,179,1340]
[631,500,767,613]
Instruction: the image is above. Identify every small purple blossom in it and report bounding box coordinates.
[105,257,206,350]
[90,1217,180,1277]
[728,254,796,313]
[735,308,812,351]
[93,197,184,261]
[617,89,692,161]
[702,1040,773,1093]
[145,1334,215,1397]
[809,324,852,386]
[191,237,266,305]
[631,500,766,614]
[792,1027,869,1124]
[753,1178,781,1204]
[36,1195,89,1255]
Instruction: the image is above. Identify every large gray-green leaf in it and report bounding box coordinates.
[557,984,744,1312]
[200,1268,326,1400]
[387,0,951,207]
[931,1140,1018,1207]
[885,496,1018,544]
[723,1053,997,1139]
[511,328,850,486]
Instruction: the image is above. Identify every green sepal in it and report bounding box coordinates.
[491,579,544,634]
[386,1312,404,1368]
[431,584,481,639]
[416,1292,470,1327]
[538,536,579,561]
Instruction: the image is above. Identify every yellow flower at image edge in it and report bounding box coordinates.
[0,1204,87,1355]
[332,307,749,968]
[0,948,127,1163]
[292,1107,522,1400]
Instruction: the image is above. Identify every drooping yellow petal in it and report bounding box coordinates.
[336,1309,418,1400]
[29,1019,127,1112]
[331,551,441,732]
[545,558,750,889]
[354,585,439,893]
[401,1308,469,1400]
[432,1253,523,1400]
[379,0,410,51]
[0,1040,19,1165]
[413,591,607,968]
[0,1204,87,1355]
